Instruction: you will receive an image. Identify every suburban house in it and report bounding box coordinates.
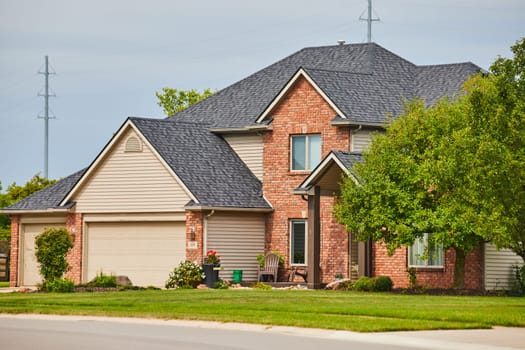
[4,43,522,289]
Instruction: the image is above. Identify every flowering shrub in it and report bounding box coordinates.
[205,250,221,265]
[165,261,204,289]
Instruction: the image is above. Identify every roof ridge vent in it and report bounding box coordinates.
[337,40,346,46]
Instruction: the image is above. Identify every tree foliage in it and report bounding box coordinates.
[335,37,525,288]
[0,174,57,241]
[156,87,215,116]
[35,227,73,284]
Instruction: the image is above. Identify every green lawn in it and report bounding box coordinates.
[0,282,9,288]
[0,289,523,332]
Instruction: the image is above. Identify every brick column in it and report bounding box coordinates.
[65,213,83,284]
[186,211,204,264]
[9,215,20,287]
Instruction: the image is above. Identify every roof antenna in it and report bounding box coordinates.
[359,0,380,43]
[337,40,346,46]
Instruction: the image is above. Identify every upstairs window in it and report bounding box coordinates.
[409,233,443,267]
[291,134,321,171]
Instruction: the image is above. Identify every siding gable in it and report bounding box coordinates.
[223,134,263,181]
[74,127,191,213]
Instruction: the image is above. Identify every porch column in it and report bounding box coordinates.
[307,185,321,289]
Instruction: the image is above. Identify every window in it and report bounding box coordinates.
[290,220,307,265]
[409,233,443,267]
[291,134,321,171]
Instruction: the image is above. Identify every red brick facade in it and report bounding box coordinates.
[9,215,19,287]
[262,76,350,283]
[65,213,83,284]
[186,211,204,264]
[374,243,483,289]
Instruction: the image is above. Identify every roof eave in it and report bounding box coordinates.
[209,124,272,134]
[0,207,74,215]
[330,120,385,128]
[184,205,274,213]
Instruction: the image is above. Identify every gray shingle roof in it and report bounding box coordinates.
[172,43,481,127]
[130,117,271,209]
[332,151,364,169]
[4,169,86,211]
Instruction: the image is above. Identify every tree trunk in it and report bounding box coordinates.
[453,248,466,289]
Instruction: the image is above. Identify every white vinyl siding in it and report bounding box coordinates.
[206,213,265,282]
[223,134,263,180]
[85,221,186,287]
[351,129,377,152]
[484,243,523,290]
[20,221,66,286]
[75,129,190,213]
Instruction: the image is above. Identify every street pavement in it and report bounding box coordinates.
[0,314,523,350]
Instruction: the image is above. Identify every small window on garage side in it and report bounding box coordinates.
[125,136,142,152]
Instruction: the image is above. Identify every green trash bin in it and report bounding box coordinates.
[233,270,243,283]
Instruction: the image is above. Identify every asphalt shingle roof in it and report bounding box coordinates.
[130,117,270,208]
[172,43,481,127]
[4,169,86,211]
[332,151,364,170]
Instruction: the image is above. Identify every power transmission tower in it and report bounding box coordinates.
[359,0,380,43]
[38,56,56,179]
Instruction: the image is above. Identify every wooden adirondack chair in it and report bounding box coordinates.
[257,253,279,282]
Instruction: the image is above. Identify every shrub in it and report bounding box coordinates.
[35,227,73,284]
[89,272,117,288]
[45,278,75,293]
[251,282,272,290]
[407,267,417,288]
[353,277,374,291]
[213,280,229,289]
[511,265,525,296]
[352,276,393,292]
[165,261,204,289]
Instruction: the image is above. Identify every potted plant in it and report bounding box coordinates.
[203,250,221,288]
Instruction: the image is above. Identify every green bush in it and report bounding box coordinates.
[213,280,229,289]
[89,272,117,288]
[511,265,525,296]
[35,227,73,284]
[251,282,272,290]
[45,278,74,293]
[352,276,393,292]
[165,261,204,289]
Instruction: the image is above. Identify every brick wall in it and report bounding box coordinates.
[9,215,19,287]
[186,211,204,264]
[374,242,484,289]
[65,213,83,284]
[262,76,350,283]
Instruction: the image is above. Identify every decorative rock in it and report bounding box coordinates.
[116,275,133,287]
[325,278,352,290]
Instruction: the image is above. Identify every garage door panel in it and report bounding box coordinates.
[86,222,185,287]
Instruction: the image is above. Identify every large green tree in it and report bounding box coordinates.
[156,87,215,116]
[335,38,525,288]
[0,174,57,241]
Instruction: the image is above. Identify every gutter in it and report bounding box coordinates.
[208,124,272,134]
[0,208,74,215]
[185,205,274,213]
[330,120,385,128]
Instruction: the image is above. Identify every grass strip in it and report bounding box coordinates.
[0,289,523,332]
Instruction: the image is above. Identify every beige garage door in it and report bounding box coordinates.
[22,223,65,286]
[86,222,185,287]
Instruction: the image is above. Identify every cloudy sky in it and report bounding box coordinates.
[0,0,523,189]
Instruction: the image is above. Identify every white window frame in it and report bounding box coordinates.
[290,134,321,171]
[290,219,307,266]
[409,233,444,268]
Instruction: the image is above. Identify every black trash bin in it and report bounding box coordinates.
[203,264,220,288]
